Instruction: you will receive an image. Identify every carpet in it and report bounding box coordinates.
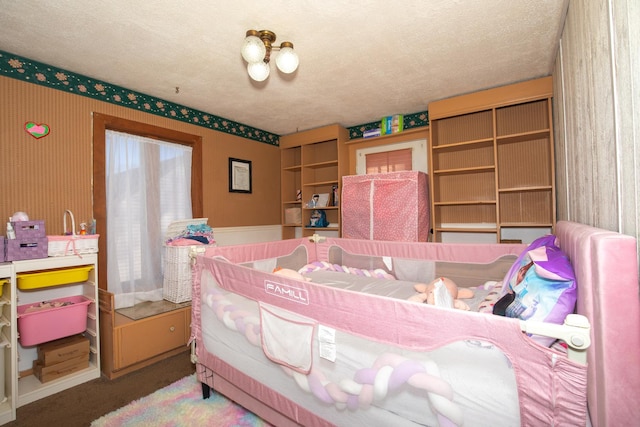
[91,374,271,426]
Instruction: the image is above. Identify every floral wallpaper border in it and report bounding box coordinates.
[346,111,429,140]
[0,50,279,145]
[0,49,428,144]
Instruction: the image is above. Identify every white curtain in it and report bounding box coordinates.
[106,130,193,309]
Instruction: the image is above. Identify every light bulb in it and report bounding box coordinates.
[247,61,270,82]
[241,35,266,63]
[275,43,299,74]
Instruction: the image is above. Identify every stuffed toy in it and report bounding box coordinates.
[308,209,329,227]
[273,267,311,281]
[408,277,474,310]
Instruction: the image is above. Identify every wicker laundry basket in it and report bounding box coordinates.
[162,218,214,303]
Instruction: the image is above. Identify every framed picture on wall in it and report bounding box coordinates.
[229,157,252,193]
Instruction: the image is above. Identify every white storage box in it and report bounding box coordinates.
[163,218,215,303]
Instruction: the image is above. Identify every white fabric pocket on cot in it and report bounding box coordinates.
[259,303,315,374]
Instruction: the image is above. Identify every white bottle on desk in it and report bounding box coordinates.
[6,218,15,239]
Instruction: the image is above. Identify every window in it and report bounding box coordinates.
[105,130,192,308]
[355,139,427,175]
[365,148,412,173]
[92,114,202,308]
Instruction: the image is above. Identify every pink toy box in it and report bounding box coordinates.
[17,295,91,346]
[341,171,430,241]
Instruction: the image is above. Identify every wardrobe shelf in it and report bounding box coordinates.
[433,166,495,175]
[432,137,494,150]
[434,200,496,206]
[498,185,552,193]
[303,180,339,187]
[497,129,550,144]
[500,222,554,228]
[435,227,498,233]
[428,76,555,243]
[304,160,338,169]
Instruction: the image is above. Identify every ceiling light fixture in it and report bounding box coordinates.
[241,29,299,82]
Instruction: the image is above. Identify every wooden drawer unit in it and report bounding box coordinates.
[115,308,189,369]
[99,289,191,379]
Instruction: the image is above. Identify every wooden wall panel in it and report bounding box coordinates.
[554,0,639,243]
[0,76,280,236]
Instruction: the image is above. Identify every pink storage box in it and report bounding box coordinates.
[341,171,430,242]
[12,220,45,239]
[6,237,48,261]
[17,295,91,346]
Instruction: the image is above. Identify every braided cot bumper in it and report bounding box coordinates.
[204,284,463,426]
[298,261,396,280]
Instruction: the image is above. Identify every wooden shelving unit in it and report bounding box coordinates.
[0,264,14,425]
[12,254,100,409]
[428,77,555,243]
[280,124,349,239]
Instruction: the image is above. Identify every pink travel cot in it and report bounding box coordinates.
[190,221,639,426]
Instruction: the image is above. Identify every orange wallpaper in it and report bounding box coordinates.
[0,76,280,236]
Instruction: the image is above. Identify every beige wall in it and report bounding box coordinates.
[0,76,281,236]
[553,0,639,244]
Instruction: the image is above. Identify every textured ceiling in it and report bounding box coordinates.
[0,0,568,136]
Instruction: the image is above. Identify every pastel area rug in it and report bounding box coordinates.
[91,374,271,426]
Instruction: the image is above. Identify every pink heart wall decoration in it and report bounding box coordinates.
[25,122,50,139]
